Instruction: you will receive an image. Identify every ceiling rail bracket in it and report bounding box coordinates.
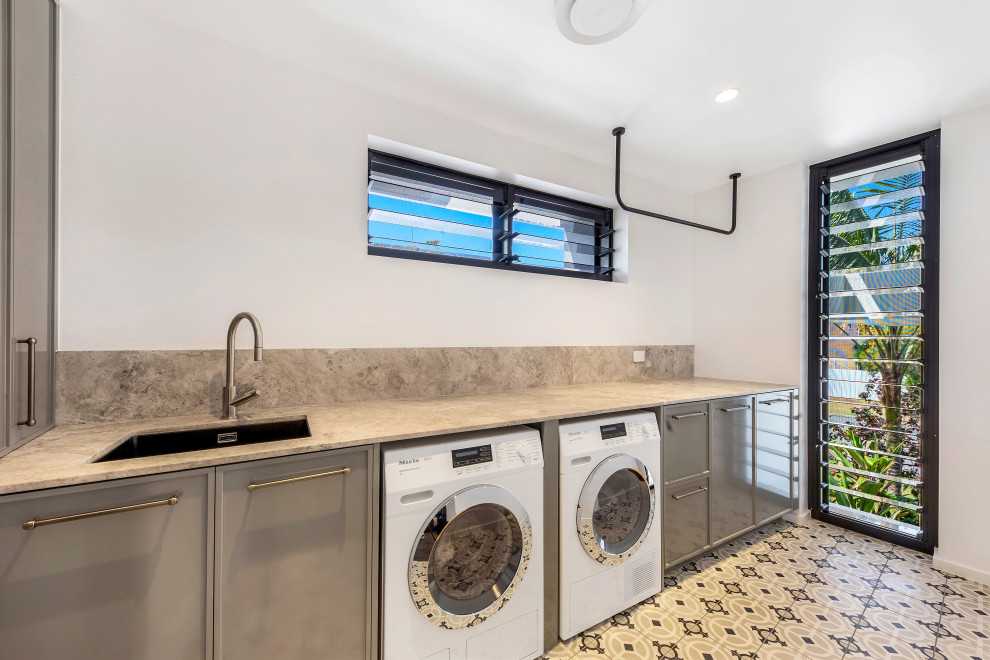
[611,126,741,235]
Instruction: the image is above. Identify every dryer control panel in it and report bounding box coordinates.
[560,410,661,459]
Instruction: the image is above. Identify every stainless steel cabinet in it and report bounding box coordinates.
[663,477,710,566]
[662,391,797,569]
[215,446,376,660]
[1,0,57,458]
[0,469,215,660]
[710,397,755,545]
[662,402,710,483]
[756,391,799,524]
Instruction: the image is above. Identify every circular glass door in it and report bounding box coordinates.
[577,454,656,565]
[409,485,533,629]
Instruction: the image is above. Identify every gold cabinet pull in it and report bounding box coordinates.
[247,467,350,492]
[23,496,179,530]
[672,486,708,501]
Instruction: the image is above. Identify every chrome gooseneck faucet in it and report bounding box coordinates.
[222,312,263,420]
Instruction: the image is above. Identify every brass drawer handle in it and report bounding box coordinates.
[23,496,179,530]
[672,411,707,420]
[720,405,751,413]
[248,467,350,492]
[16,338,37,427]
[672,486,708,501]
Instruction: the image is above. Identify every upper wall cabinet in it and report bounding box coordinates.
[1,0,57,458]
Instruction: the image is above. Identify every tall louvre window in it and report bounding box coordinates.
[367,151,614,281]
[808,131,940,552]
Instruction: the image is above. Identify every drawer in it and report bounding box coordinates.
[663,402,710,484]
[663,476,710,568]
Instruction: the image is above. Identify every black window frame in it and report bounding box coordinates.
[807,130,940,553]
[367,150,615,282]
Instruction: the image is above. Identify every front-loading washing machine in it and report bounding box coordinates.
[559,410,662,639]
[383,426,544,660]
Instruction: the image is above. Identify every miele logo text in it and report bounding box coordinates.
[398,459,419,465]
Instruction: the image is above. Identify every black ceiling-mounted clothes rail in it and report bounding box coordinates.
[611,127,742,235]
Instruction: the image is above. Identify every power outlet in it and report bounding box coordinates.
[632,350,646,363]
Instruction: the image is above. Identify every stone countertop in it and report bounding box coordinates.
[0,377,795,496]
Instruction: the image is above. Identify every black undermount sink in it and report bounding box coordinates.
[95,418,312,463]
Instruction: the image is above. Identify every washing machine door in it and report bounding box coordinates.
[576,454,656,566]
[409,484,533,629]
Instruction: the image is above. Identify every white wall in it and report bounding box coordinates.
[691,163,809,514]
[935,104,990,584]
[57,2,697,351]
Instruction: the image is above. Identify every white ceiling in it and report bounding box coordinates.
[129,0,990,192]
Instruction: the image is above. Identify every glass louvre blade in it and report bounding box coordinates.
[825,312,922,336]
[828,264,922,292]
[828,236,923,256]
[512,202,598,226]
[368,236,493,261]
[515,254,597,274]
[369,180,493,221]
[823,439,921,463]
[512,236,598,266]
[826,287,922,314]
[824,418,921,441]
[513,211,599,247]
[368,171,493,205]
[824,336,922,360]
[827,464,922,488]
[828,216,921,250]
[368,210,493,255]
[828,186,923,214]
[828,195,923,226]
[828,261,925,278]
[825,358,923,381]
[826,484,922,512]
[823,211,922,237]
[822,379,923,408]
[829,157,924,193]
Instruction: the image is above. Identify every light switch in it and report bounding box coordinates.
[633,350,646,363]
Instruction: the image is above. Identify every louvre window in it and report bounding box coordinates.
[808,131,940,552]
[368,151,614,280]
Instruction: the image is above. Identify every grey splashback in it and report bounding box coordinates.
[56,345,693,424]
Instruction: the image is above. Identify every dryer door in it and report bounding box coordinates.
[409,484,533,629]
[576,454,656,566]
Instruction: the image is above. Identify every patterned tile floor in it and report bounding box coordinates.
[541,519,989,660]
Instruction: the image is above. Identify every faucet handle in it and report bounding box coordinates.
[230,388,261,408]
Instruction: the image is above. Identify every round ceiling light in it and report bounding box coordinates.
[715,89,739,103]
[555,0,650,45]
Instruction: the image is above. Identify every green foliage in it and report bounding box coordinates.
[828,427,919,526]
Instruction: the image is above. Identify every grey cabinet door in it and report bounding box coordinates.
[215,447,373,660]
[710,396,755,545]
[662,402,710,484]
[0,470,214,660]
[663,477,710,568]
[756,391,797,524]
[5,0,56,451]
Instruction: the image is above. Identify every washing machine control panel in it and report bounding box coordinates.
[451,444,492,468]
[561,414,661,455]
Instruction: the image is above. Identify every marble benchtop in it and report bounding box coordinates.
[0,377,795,496]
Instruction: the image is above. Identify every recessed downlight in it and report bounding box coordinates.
[715,89,739,103]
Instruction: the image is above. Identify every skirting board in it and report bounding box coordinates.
[933,549,990,586]
[783,508,812,525]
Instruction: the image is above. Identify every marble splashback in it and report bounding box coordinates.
[56,345,693,424]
